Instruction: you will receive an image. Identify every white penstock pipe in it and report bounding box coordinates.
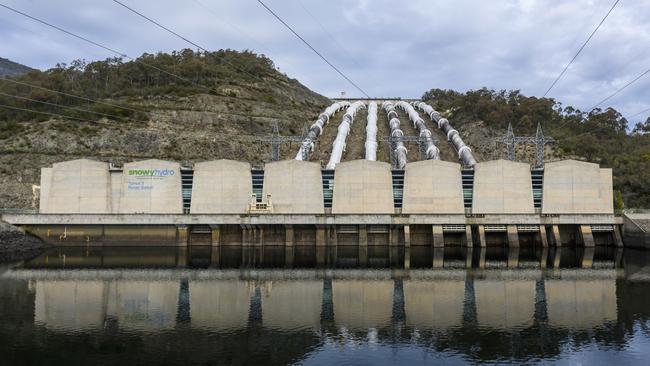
[395,101,440,160]
[364,101,378,161]
[296,101,350,160]
[326,101,366,169]
[412,101,477,167]
[382,101,407,169]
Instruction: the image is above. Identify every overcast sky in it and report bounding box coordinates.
[1,0,649,123]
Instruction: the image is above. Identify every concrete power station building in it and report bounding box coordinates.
[1,99,624,248]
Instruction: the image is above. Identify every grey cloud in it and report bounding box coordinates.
[0,0,648,122]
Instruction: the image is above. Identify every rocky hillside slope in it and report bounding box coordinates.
[0,50,329,208]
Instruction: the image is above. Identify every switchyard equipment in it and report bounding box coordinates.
[499,122,555,168]
[258,122,304,161]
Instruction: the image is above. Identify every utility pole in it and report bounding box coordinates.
[498,122,554,168]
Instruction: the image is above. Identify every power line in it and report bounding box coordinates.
[295,0,363,69]
[190,0,272,56]
[112,0,271,84]
[542,0,621,97]
[0,91,148,123]
[0,2,224,97]
[0,102,97,124]
[626,106,650,121]
[0,78,146,115]
[590,67,650,109]
[255,0,370,98]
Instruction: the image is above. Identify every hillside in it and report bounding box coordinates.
[0,58,34,77]
[422,88,648,207]
[0,49,329,208]
[0,50,648,209]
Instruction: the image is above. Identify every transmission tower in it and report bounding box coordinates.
[498,122,554,168]
[257,122,306,161]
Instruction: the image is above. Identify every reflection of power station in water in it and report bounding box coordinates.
[32,275,617,333]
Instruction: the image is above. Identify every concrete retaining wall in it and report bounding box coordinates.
[190,160,251,214]
[263,160,324,214]
[542,160,613,214]
[332,160,394,214]
[119,159,182,214]
[402,160,464,214]
[472,160,534,214]
[39,159,111,214]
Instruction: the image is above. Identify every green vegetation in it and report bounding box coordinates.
[423,88,650,208]
[0,49,287,123]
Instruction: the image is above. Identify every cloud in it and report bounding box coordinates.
[0,0,648,122]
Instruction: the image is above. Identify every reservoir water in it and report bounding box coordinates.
[1,246,650,365]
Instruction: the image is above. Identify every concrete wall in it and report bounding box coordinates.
[404,280,465,329]
[38,168,52,213]
[191,160,251,214]
[332,160,394,214]
[263,160,324,214]
[472,160,534,214]
[262,280,322,330]
[119,159,183,214]
[600,168,614,213]
[39,159,111,214]
[542,160,613,214]
[402,160,464,214]
[110,170,122,213]
[189,281,251,331]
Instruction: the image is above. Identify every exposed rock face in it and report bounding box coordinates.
[0,221,46,261]
[1,92,329,209]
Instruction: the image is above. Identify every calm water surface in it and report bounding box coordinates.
[1,246,650,365]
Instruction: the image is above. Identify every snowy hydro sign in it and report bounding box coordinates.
[127,168,175,191]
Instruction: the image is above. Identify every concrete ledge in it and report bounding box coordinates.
[1,213,622,226]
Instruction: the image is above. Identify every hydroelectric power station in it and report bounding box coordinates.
[1,101,628,248]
